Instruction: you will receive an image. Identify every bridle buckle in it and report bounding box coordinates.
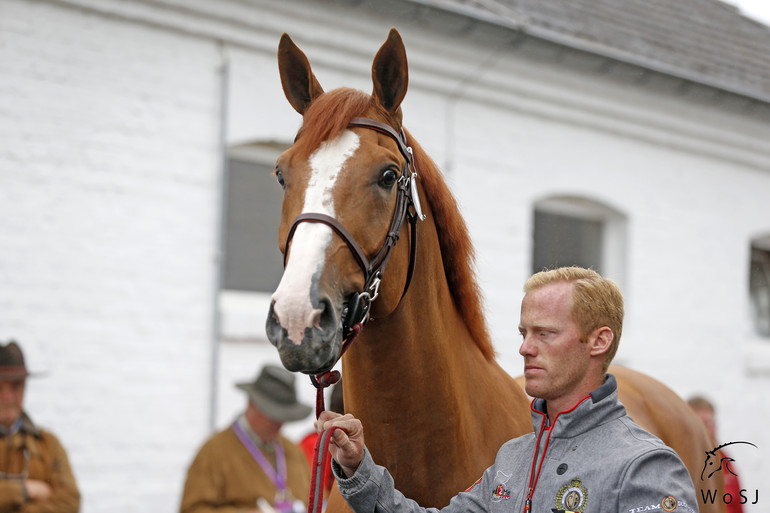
[368,273,382,302]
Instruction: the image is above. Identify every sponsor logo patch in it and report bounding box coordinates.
[490,471,512,502]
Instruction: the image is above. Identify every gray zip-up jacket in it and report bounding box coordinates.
[334,374,698,513]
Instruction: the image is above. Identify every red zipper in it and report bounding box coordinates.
[522,396,591,513]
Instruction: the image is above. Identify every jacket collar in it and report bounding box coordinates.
[530,373,627,438]
[19,412,40,435]
[235,414,277,454]
[0,411,41,438]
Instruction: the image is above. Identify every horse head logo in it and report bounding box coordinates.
[700,441,757,480]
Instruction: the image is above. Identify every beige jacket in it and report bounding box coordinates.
[0,413,80,513]
[180,421,311,513]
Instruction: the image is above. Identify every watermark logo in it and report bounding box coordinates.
[700,441,756,480]
[699,441,759,507]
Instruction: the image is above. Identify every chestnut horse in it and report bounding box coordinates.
[266,29,723,513]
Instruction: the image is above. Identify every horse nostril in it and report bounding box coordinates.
[266,301,283,346]
[310,297,337,339]
[269,300,280,325]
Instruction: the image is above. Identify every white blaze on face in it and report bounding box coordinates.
[272,130,360,345]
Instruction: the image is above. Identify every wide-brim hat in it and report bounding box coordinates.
[0,341,32,379]
[236,364,312,422]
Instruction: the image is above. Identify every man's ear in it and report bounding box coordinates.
[589,327,613,357]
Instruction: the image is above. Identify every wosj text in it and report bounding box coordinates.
[701,488,758,506]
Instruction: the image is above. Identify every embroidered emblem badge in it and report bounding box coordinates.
[490,471,512,502]
[554,477,588,513]
[661,495,678,511]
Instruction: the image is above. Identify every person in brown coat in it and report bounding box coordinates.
[180,364,313,513]
[0,340,80,513]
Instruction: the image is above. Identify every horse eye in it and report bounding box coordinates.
[275,170,286,190]
[378,168,398,189]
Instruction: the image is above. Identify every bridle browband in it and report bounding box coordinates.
[283,117,425,339]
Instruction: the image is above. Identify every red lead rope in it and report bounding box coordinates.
[308,425,343,513]
[307,323,363,513]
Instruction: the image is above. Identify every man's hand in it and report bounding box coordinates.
[25,479,52,500]
[316,411,365,477]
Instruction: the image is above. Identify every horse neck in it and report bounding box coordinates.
[341,212,483,418]
[336,208,534,504]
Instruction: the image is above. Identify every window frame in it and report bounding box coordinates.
[219,141,288,343]
[532,195,627,290]
[750,236,770,338]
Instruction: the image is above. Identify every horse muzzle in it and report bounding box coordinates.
[266,295,344,374]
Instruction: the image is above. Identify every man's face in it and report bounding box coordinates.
[245,401,284,443]
[518,281,593,407]
[0,378,25,428]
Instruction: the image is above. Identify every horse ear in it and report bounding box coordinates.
[278,33,325,114]
[371,28,408,115]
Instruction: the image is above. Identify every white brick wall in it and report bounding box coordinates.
[1,1,222,511]
[1,0,769,511]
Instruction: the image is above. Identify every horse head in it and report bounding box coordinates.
[266,29,419,374]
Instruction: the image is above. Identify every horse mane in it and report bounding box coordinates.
[294,88,373,158]
[403,129,495,360]
[295,87,494,360]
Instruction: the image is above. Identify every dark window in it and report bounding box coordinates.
[750,242,770,337]
[532,210,603,274]
[223,158,284,293]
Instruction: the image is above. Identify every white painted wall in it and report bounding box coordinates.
[1,0,768,511]
[0,1,221,510]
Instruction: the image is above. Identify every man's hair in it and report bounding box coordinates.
[524,267,624,371]
[687,395,715,412]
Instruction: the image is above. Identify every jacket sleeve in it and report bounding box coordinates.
[23,432,81,513]
[617,447,699,513]
[334,447,490,513]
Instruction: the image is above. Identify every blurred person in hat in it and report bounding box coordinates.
[0,340,80,512]
[180,364,313,513]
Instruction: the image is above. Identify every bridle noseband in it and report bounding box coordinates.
[283,117,425,340]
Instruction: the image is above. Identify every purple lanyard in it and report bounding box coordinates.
[232,421,288,496]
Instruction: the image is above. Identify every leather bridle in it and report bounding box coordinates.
[283,117,425,339]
